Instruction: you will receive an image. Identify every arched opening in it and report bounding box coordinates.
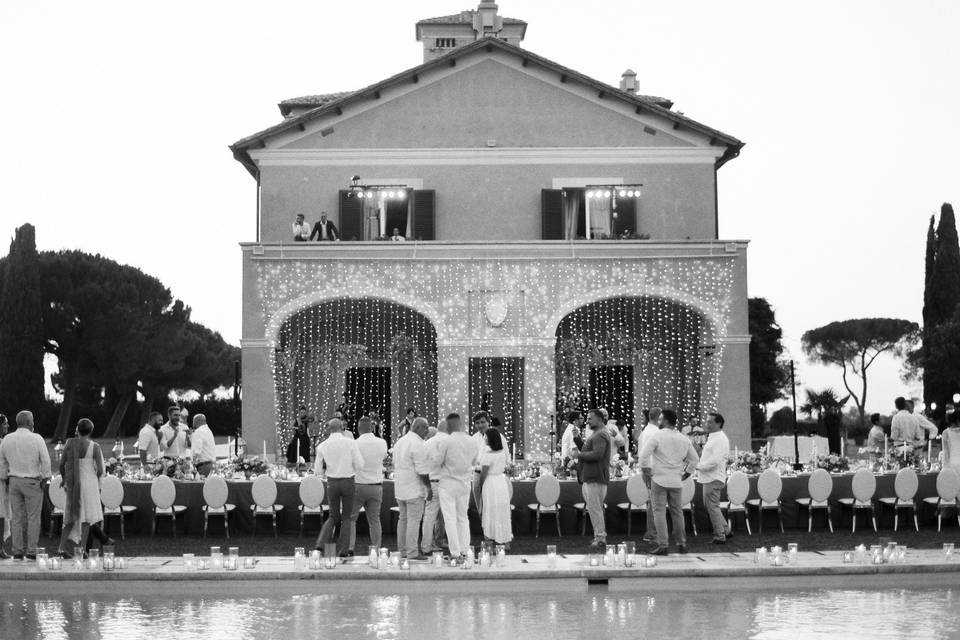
[274,298,438,448]
[554,296,717,437]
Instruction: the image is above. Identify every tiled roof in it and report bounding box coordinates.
[279,92,355,117]
[417,11,526,26]
[232,39,743,178]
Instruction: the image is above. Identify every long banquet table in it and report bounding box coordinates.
[47,470,943,538]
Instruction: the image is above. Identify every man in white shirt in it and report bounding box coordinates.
[390,227,406,241]
[421,418,449,554]
[637,407,662,542]
[560,411,582,460]
[0,411,52,560]
[435,413,480,562]
[393,417,432,559]
[190,414,218,477]
[314,418,365,556]
[639,408,699,555]
[348,417,388,554]
[159,406,189,458]
[137,412,163,465]
[292,213,311,241]
[908,400,939,443]
[696,412,731,544]
[891,397,920,445]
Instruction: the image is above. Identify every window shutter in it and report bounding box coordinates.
[339,190,363,241]
[613,197,636,239]
[413,190,436,241]
[541,189,564,240]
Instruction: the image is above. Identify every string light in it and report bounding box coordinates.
[256,257,736,461]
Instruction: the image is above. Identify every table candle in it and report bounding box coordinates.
[884,437,888,461]
[546,545,557,569]
[296,438,300,464]
[929,440,933,462]
[588,555,600,567]
[842,551,854,563]
[433,551,445,568]
[116,557,127,570]
[644,555,657,568]
[496,545,506,568]
[945,543,955,560]
[400,558,411,571]
[183,553,196,571]
[787,543,798,565]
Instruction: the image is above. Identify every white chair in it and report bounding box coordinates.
[150,475,187,537]
[795,468,834,532]
[202,476,236,538]
[251,476,283,537]
[527,474,562,537]
[922,469,960,532]
[747,469,784,534]
[100,476,137,540]
[48,477,66,536]
[838,468,877,533]
[574,483,608,536]
[879,467,919,532]
[616,475,649,536]
[680,476,698,536]
[720,471,751,535]
[298,475,327,536]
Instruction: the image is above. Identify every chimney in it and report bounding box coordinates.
[620,69,638,94]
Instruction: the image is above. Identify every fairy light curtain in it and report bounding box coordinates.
[274,299,438,450]
[555,296,713,429]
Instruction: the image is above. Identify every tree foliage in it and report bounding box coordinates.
[0,224,45,418]
[802,318,919,427]
[799,388,850,424]
[748,297,790,407]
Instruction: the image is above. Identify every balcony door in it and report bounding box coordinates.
[541,189,636,240]
[339,189,435,241]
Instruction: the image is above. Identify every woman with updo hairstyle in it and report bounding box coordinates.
[56,418,104,558]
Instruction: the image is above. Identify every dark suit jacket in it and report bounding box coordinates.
[310,220,339,241]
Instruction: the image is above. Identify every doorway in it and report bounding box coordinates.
[469,357,524,455]
[589,365,635,433]
[344,367,391,440]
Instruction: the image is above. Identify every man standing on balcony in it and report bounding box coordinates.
[292,214,311,241]
[310,211,340,241]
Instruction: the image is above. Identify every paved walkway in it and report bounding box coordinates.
[3,550,960,584]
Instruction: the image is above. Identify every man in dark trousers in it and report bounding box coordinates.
[572,409,613,551]
[310,211,340,241]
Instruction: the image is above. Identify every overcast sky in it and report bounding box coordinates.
[2,0,958,414]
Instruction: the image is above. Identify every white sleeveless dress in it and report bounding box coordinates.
[479,449,513,544]
[79,441,104,525]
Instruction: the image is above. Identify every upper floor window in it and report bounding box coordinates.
[435,38,457,48]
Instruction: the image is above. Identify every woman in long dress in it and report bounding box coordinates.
[0,413,9,559]
[478,429,513,547]
[941,411,960,474]
[57,418,104,558]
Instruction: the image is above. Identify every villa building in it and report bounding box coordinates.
[231,1,750,457]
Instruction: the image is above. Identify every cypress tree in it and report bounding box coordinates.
[924,203,960,410]
[0,224,45,419]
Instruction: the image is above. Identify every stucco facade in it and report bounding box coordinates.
[231,17,748,458]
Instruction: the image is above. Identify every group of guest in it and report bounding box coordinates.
[292,212,340,241]
[311,410,511,564]
[136,406,218,474]
[563,406,731,554]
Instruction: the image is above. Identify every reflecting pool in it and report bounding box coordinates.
[1,581,957,640]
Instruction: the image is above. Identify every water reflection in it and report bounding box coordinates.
[1,586,959,640]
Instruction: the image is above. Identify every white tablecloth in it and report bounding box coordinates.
[767,435,830,462]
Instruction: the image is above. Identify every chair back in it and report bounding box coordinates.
[203,475,229,509]
[251,476,278,508]
[150,475,177,509]
[626,474,648,506]
[680,476,695,505]
[299,475,325,508]
[757,469,783,503]
[535,474,561,508]
[726,471,750,505]
[48,477,66,510]
[100,476,124,510]
[936,469,960,501]
[807,468,833,503]
[850,468,876,503]
[894,467,919,501]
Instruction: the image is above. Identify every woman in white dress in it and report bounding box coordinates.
[941,411,960,474]
[478,429,513,546]
[0,413,9,559]
[56,419,104,558]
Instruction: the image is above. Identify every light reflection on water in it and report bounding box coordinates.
[1,586,958,640]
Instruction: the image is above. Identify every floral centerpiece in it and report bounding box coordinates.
[230,456,268,479]
[151,456,193,479]
[731,451,767,474]
[816,454,850,473]
[105,457,128,478]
